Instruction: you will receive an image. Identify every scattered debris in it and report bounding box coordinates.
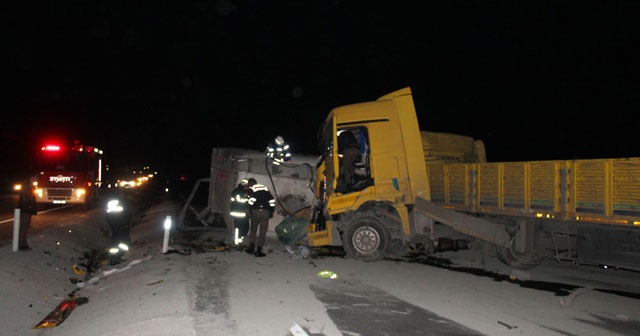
[164,248,192,255]
[497,320,517,330]
[559,287,592,307]
[286,245,311,259]
[172,238,229,253]
[72,264,86,276]
[290,323,310,336]
[33,296,89,329]
[147,280,164,286]
[317,270,338,279]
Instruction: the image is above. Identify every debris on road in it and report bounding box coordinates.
[33,296,89,329]
[317,270,337,279]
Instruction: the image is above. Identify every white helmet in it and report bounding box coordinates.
[275,135,284,146]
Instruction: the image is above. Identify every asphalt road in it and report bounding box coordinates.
[0,195,83,247]
[1,188,640,336]
[0,187,147,248]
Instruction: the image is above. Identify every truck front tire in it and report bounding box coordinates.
[342,213,390,262]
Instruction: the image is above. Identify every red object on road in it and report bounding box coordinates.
[33,296,89,329]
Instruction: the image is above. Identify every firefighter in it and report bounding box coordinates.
[105,197,132,265]
[230,178,251,244]
[266,135,291,174]
[245,178,276,257]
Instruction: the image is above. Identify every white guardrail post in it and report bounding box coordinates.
[162,216,172,254]
[13,209,20,252]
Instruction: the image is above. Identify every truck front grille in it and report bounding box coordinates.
[47,189,73,198]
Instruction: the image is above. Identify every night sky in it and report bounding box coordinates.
[3,1,639,184]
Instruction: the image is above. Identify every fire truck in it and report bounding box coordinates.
[33,140,104,209]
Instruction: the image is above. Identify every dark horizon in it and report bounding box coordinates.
[3,1,638,185]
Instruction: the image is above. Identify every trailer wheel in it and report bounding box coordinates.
[496,237,543,270]
[342,214,390,262]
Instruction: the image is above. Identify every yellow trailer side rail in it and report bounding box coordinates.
[427,157,640,227]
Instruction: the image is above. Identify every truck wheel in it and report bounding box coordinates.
[496,238,543,270]
[342,214,390,262]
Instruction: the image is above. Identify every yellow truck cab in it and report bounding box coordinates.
[307,87,640,272]
[308,87,439,260]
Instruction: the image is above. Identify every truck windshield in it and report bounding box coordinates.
[36,152,87,172]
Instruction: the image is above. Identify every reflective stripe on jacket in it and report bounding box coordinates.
[230,185,249,217]
[247,184,276,210]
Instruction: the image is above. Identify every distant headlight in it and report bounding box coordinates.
[119,180,136,188]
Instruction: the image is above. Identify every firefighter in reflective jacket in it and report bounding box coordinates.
[266,136,291,173]
[230,178,251,244]
[105,198,131,265]
[245,178,276,257]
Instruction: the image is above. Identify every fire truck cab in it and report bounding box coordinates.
[33,141,103,209]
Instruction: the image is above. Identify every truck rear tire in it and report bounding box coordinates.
[496,243,543,271]
[342,213,390,262]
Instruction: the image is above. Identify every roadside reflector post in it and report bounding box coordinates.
[162,216,172,254]
[13,209,20,252]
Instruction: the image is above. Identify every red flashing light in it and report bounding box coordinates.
[42,144,61,152]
